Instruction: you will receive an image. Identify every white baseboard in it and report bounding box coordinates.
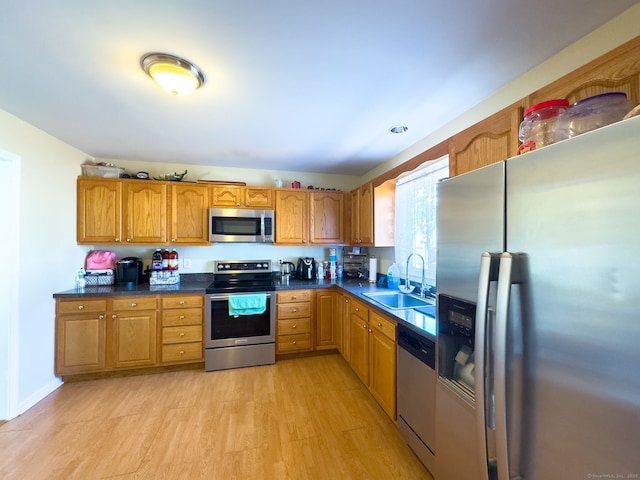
[17,378,63,416]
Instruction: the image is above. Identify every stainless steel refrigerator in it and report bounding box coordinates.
[435,115,640,480]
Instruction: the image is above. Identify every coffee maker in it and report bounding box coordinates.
[116,257,144,286]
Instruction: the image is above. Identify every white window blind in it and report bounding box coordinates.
[394,155,449,287]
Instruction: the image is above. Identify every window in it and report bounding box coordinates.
[394,155,449,288]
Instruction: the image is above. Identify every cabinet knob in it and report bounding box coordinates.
[180,350,185,355]
[293,340,297,345]
[180,300,185,305]
[179,332,185,337]
[77,305,84,310]
[171,239,176,243]
[179,315,185,319]
[98,315,104,319]
[355,307,359,312]
[378,322,382,327]
[112,314,117,319]
[293,324,297,329]
[115,238,121,242]
[362,323,367,329]
[368,329,372,333]
[292,308,297,313]
[292,296,297,300]
[126,238,132,242]
[131,303,137,307]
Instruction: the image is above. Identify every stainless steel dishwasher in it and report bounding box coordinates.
[397,323,436,475]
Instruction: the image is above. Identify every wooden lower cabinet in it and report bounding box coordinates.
[160,294,204,364]
[55,293,204,377]
[345,294,397,420]
[315,289,337,349]
[276,289,313,354]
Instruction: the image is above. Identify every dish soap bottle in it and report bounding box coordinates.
[387,263,400,289]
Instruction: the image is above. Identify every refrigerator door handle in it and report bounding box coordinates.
[494,252,524,480]
[476,252,502,480]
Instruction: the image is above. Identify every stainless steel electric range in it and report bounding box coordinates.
[204,260,276,371]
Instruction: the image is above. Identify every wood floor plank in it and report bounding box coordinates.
[0,353,433,480]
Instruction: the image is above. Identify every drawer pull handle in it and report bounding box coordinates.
[180,350,185,355]
[180,332,185,337]
[131,303,137,307]
[78,305,84,310]
[180,301,185,305]
[292,296,297,300]
[292,308,297,313]
[179,315,185,319]
[293,341,297,345]
[293,324,297,329]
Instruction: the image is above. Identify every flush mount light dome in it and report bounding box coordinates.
[389,125,408,134]
[140,53,205,96]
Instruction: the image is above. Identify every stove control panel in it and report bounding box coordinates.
[214,260,272,273]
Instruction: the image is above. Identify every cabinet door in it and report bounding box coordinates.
[310,191,343,244]
[56,314,106,375]
[348,188,359,244]
[170,183,209,245]
[275,190,308,244]
[245,187,273,208]
[210,185,242,207]
[349,314,369,385]
[448,102,524,177]
[110,310,157,368]
[341,295,351,362]
[123,182,167,244]
[315,289,336,349]
[77,178,122,244]
[334,292,344,356]
[369,328,397,419]
[358,183,374,245]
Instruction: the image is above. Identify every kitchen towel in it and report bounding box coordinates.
[228,294,267,316]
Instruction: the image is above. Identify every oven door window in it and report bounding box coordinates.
[209,296,272,340]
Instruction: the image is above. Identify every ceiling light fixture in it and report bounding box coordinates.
[140,53,205,96]
[389,125,408,134]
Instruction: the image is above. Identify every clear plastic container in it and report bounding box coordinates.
[567,92,636,137]
[518,99,570,155]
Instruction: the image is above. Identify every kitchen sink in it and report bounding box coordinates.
[362,291,435,310]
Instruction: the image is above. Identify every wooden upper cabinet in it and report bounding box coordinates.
[448,101,525,177]
[347,183,374,245]
[275,189,308,244]
[77,177,122,244]
[123,181,167,244]
[170,183,209,245]
[210,185,273,208]
[309,191,343,244]
[529,36,640,106]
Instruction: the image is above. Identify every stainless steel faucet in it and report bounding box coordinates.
[405,253,427,297]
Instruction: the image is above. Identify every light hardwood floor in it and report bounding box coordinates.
[0,353,433,479]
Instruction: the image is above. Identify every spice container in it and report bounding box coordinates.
[517,99,570,155]
[567,92,636,137]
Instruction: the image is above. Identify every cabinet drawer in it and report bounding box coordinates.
[277,302,311,319]
[112,296,158,311]
[370,311,397,341]
[162,343,203,363]
[162,325,203,344]
[277,318,311,335]
[276,290,312,303]
[57,298,107,315]
[277,333,311,353]
[162,309,203,326]
[161,294,204,309]
[350,298,369,320]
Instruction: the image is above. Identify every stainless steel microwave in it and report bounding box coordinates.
[209,208,274,243]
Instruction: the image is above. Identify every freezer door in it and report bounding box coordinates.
[436,161,505,303]
[504,117,640,479]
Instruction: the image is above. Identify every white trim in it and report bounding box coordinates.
[0,149,20,420]
[17,378,63,416]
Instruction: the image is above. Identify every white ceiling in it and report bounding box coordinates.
[1,1,636,176]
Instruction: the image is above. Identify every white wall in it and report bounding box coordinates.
[0,110,91,417]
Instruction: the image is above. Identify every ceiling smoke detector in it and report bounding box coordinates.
[140,53,205,96]
[389,125,408,134]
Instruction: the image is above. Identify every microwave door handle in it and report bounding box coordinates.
[475,252,501,480]
[260,214,265,242]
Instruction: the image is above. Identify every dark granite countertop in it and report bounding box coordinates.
[54,273,436,339]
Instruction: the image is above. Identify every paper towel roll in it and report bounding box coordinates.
[368,257,377,283]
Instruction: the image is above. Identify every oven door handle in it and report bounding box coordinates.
[208,292,273,301]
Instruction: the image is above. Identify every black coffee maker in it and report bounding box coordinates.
[116,257,144,286]
[296,257,316,280]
